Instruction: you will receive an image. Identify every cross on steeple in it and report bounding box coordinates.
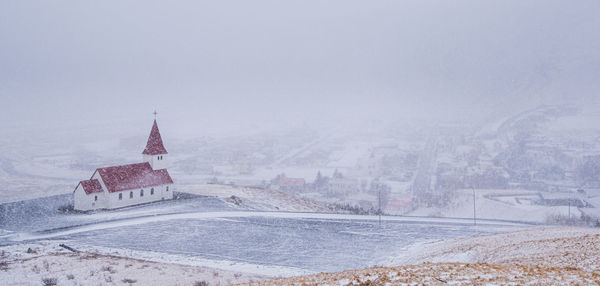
[153,110,158,120]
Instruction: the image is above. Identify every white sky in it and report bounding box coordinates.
[1,0,599,136]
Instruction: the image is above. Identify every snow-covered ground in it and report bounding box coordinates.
[246,226,600,285]
[387,226,600,270]
[407,188,583,223]
[0,241,266,285]
[180,184,330,212]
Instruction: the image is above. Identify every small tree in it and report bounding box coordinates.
[333,169,343,179]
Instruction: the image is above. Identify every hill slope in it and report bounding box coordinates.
[179,184,330,212]
[242,226,600,285]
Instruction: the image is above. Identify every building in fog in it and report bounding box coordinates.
[73,120,174,211]
[327,177,359,197]
[274,177,306,193]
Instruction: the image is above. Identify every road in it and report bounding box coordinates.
[268,134,330,168]
[411,137,438,205]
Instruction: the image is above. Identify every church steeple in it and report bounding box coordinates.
[142,118,168,170]
[142,119,168,155]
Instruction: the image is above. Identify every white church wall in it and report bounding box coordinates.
[74,185,92,211]
[107,184,174,209]
[91,173,109,209]
[144,154,167,170]
[164,184,174,200]
[74,184,107,211]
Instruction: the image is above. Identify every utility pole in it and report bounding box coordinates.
[568,189,571,225]
[378,188,382,227]
[471,187,476,226]
[568,200,571,225]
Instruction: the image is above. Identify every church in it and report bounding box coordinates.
[73,119,174,211]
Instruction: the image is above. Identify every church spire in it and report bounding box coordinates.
[142,119,168,155]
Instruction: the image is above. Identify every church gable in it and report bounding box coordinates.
[77,179,104,194]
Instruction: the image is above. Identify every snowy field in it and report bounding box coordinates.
[407,188,584,223]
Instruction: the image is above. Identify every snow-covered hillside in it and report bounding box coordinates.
[407,188,583,223]
[245,226,600,285]
[0,241,267,286]
[180,183,330,212]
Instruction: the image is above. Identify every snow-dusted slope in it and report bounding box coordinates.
[179,184,330,212]
[0,241,266,285]
[244,226,600,285]
[389,226,600,270]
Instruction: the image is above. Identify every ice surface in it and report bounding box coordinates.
[1,193,524,274]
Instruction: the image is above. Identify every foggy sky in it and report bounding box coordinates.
[1,0,599,135]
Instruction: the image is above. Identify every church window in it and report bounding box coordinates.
[166,186,169,192]
[140,189,144,197]
[130,191,133,198]
[119,193,122,200]
[94,195,98,201]
[151,188,154,195]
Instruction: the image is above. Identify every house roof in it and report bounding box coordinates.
[79,179,104,195]
[386,196,413,210]
[142,120,168,155]
[278,177,305,187]
[96,162,173,193]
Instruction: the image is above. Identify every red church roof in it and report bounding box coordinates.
[78,179,104,194]
[95,162,173,193]
[142,120,168,155]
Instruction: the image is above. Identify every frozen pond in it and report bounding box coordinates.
[65,216,505,273]
[1,194,524,273]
